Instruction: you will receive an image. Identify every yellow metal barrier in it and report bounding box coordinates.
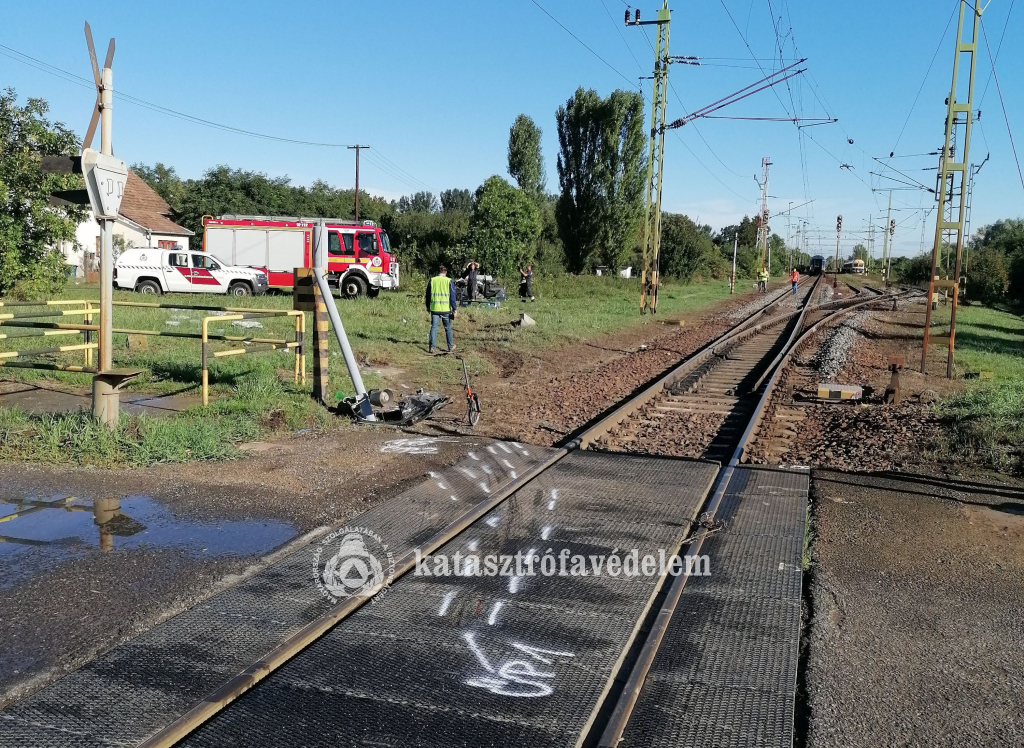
[201,311,305,406]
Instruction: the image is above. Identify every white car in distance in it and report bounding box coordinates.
[113,248,269,296]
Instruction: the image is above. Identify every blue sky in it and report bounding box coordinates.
[2,0,1021,258]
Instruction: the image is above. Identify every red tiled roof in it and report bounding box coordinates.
[118,171,192,236]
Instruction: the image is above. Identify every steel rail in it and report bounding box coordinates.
[130,281,818,748]
[594,273,821,747]
[594,282,910,747]
[575,278,814,450]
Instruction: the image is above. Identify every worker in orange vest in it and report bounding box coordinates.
[790,267,799,295]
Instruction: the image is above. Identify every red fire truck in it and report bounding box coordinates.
[201,215,399,297]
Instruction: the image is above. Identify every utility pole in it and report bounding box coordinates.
[887,218,895,283]
[961,154,988,300]
[786,201,792,271]
[923,0,980,377]
[730,232,738,294]
[755,157,771,274]
[882,191,892,286]
[630,2,671,315]
[868,217,874,272]
[347,145,369,221]
[834,215,842,287]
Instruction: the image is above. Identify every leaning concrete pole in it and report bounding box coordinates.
[310,221,375,420]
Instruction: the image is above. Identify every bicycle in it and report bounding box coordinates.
[461,358,481,427]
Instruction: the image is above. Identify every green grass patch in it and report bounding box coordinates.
[0,371,331,467]
[936,305,1024,473]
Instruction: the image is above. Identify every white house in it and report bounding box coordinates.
[60,170,193,277]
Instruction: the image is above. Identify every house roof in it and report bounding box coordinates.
[118,171,193,236]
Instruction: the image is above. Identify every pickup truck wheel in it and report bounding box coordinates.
[341,275,367,298]
[229,282,252,297]
[136,280,162,295]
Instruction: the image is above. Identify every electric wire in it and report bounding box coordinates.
[0,41,439,193]
[527,0,639,90]
[980,18,1024,193]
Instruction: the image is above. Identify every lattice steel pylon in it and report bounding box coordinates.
[635,1,671,315]
[922,0,981,377]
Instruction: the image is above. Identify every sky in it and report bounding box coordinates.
[2,0,1021,258]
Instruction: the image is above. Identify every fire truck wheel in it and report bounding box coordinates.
[136,280,162,295]
[342,275,367,298]
[367,286,380,299]
[229,282,253,297]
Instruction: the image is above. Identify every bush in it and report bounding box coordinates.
[966,247,1008,306]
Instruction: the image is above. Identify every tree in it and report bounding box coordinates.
[469,176,540,278]
[507,114,545,198]
[440,188,472,214]
[555,87,646,273]
[966,247,1008,306]
[597,90,645,269]
[0,89,85,296]
[395,191,438,214]
[851,243,869,262]
[131,162,186,210]
[715,216,758,255]
[972,218,1024,305]
[660,213,724,281]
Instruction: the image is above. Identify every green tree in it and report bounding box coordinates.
[851,243,869,262]
[440,188,472,213]
[130,162,186,210]
[555,87,646,273]
[507,114,546,199]
[395,191,438,214]
[0,89,84,296]
[972,218,1024,305]
[598,90,645,269]
[555,88,605,273]
[469,176,540,278]
[966,247,1009,306]
[660,213,725,281]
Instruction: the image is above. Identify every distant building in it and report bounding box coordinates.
[59,170,193,277]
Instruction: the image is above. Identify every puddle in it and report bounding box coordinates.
[0,494,295,588]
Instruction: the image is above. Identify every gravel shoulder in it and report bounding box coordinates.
[806,468,1024,747]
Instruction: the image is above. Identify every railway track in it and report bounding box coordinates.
[1,278,904,748]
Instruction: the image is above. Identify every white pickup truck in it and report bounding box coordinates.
[113,248,269,296]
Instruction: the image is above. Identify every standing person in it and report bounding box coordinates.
[758,266,769,294]
[519,264,535,301]
[462,260,479,304]
[790,267,799,295]
[425,264,457,354]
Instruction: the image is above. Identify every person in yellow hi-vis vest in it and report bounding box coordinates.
[425,264,457,354]
[758,266,769,294]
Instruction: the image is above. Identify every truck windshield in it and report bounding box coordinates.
[357,232,379,256]
[380,232,391,255]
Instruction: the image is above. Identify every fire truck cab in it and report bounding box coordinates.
[201,215,399,297]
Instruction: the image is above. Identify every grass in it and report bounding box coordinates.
[0,274,734,465]
[936,305,1024,474]
[0,370,330,467]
